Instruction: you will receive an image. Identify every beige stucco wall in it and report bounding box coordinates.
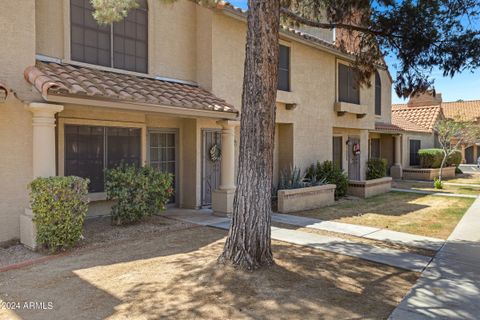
[0,0,37,243]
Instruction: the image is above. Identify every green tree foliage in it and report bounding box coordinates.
[29,176,89,252]
[105,164,173,225]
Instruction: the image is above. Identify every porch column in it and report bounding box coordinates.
[212,120,239,216]
[21,102,64,249]
[391,134,403,179]
[461,145,466,164]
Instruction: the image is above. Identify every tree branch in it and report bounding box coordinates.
[279,7,383,36]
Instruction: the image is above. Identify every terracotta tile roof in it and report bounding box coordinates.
[24,61,238,114]
[0,82,7,102]
[442,100,480,122]
[391,104,443,133]
[374,121,404,132]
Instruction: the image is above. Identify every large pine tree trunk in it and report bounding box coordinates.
[218,0,280,270]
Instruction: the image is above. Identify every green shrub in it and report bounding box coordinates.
[105,164,173,225]
[278,166,304,190]
[29,176,89,252]
[434,177,444,189]
[419,148,462,168]
[419,149,444,168]
[306,160,348,199]
[366,158,388,180]
[446,150,462,167]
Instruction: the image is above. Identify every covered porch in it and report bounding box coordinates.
[370,122,404,179]
[20,60,239,248]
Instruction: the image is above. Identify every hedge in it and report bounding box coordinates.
[29,176,89,252]
[305,160,348,199]
[418,149,462,168]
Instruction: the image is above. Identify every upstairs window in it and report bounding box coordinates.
[375,71,382,115]
[278,45,290,91]
[70,0,148,73]
[338,64,360,104]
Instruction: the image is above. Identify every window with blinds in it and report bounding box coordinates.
[370,138,381,159]
[65,125,141,192]
[338,64,360,104]
[70,0,148,73]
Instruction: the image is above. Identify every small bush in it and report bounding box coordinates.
[366,158,388,180]
[105,164,173,225]
[306,161,348,199]
[29,176,89,252]
[434,177,443,189]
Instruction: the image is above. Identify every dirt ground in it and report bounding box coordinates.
[0,220,417,320]
[293,191,474,239]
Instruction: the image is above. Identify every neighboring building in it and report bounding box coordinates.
[0,0,394,245]
[392,91,480,165]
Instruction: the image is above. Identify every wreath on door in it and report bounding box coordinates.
[352,143,361,155]
[209,144,222,162]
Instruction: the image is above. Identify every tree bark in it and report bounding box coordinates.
[218,0,280,270]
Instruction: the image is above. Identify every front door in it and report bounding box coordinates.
[149,130,178,204]
[202,129,222,207]
[347,136,361,180]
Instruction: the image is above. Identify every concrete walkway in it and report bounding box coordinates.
[165,209,432,273]
[272,213,445,251]
[391,188,478,199]
[389,197,480,319]
[400,179,480,189]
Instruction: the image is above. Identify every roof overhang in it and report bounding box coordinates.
[44,94,238,120]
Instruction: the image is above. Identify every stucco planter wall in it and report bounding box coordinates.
[347,177,392,198]
[402,167,456,181]
[277,184,336,213]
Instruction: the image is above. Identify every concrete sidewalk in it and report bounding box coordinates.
[389,197,480,319]
[391,188,478,199]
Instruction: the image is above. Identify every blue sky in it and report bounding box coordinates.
[226,0,480,104]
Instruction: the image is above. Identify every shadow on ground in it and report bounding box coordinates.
[0,221,418,320]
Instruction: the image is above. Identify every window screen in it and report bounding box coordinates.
[278,45,290,91]
[333,136,343,170]
[375,71,382,115]
[409,140,421,166]
[70,0,148,73]
[370,138,381,159]
[65,125,141,192]
[338,64,360,104]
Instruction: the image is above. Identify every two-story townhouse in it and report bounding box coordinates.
[0,0,395,247]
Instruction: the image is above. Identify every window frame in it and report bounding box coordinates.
[64,124,142,192]
[369,138,381,159]
[338,63,360,105]
[332,136,343,170]
[375,71,382,115]
[69,0,148,74]
[409,139,421,166]
[278,44,291,92]
[58,119,146,196]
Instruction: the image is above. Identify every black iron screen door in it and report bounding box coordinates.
[202,129,222,207]
[348,136,361,180]
[149,130,177,204]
